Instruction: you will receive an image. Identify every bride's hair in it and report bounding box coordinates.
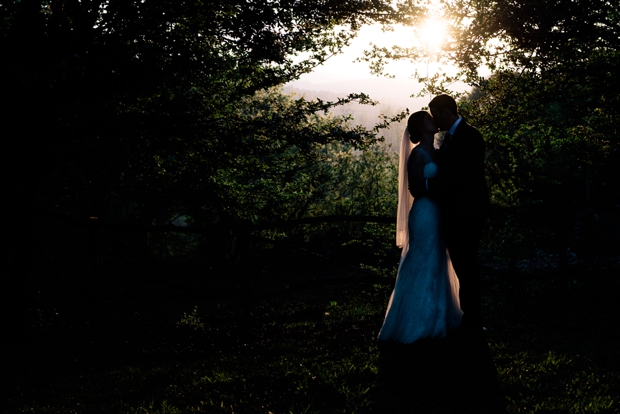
[407,111,429,144]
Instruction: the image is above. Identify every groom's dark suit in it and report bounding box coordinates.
[435,119,490,329]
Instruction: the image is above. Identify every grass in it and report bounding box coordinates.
[3,254,620,413]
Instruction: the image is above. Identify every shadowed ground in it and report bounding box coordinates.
[2,252,619,413]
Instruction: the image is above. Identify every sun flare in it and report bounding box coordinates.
[417,17,448,50]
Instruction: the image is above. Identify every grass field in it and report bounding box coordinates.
[4,252,619,413]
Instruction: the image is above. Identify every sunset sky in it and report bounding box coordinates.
[287,23,465,111]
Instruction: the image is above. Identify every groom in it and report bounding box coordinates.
[429,94,490,332]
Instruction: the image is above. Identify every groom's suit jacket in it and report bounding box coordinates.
[435,119,490,225]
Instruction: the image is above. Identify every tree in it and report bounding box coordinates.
[455,0,620,207]
[365,0,620,207]
[0,0,419,296]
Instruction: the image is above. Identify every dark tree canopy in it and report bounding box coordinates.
[451,0,620,207]
[0,0,414,206]
[0,0,418,282]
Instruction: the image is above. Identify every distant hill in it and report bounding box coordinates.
[284,74,430,149]
[285,72,428,110]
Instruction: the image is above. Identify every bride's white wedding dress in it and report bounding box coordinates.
[377,147,462,343]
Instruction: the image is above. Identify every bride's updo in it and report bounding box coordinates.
[407,111,430,144]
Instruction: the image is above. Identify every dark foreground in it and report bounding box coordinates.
[3,255,620,413]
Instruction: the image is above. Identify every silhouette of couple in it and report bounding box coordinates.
[378,94,490,343]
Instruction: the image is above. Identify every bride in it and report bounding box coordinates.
[377,111,462,343]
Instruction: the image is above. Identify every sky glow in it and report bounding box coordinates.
[288,2,466,110]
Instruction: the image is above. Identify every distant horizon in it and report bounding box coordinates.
[285,24,470,111]
[285,73,427,111]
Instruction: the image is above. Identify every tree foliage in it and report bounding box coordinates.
[365,0,620,209]
[0,0,415,278]
[457,0,620,208]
